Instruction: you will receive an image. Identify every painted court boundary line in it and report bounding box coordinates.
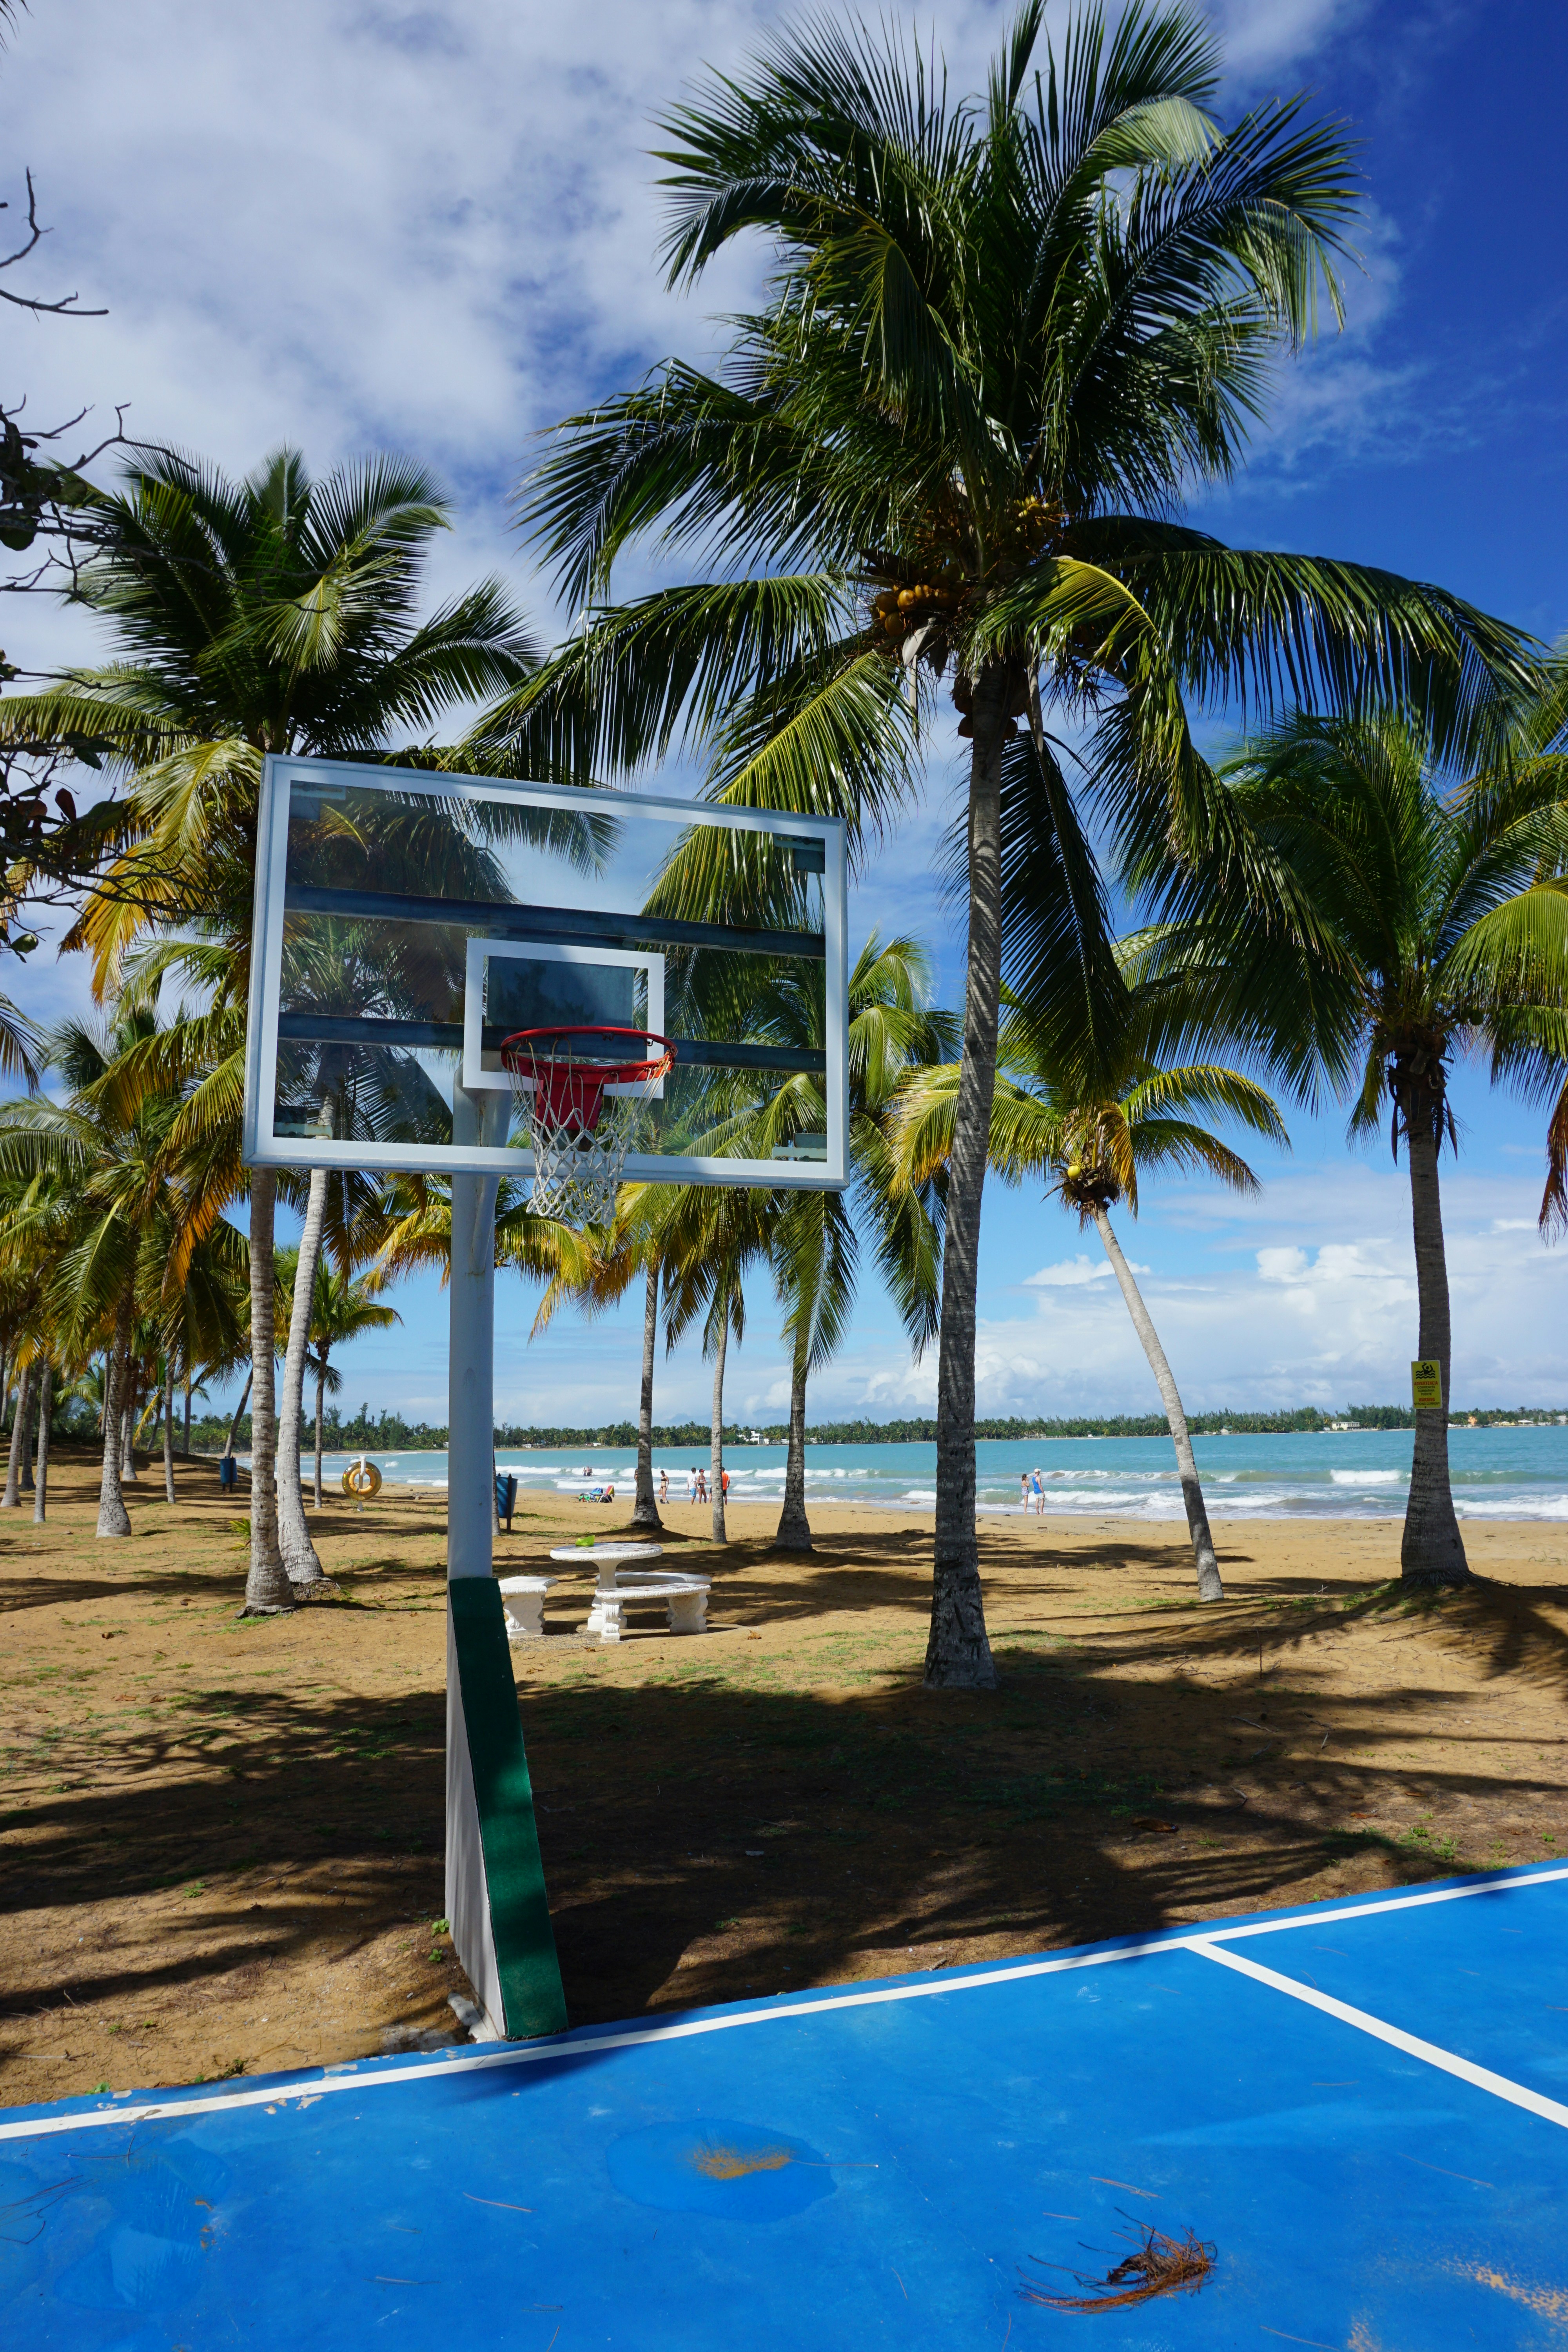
[5,1866,1566,2147]
[1189,1939,1568,2130]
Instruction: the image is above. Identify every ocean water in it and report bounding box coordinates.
[307,1424,1568,1522]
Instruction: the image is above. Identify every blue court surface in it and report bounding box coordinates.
[4,1865,1565,2349]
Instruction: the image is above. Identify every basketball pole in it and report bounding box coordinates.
[444,1079,567,2040]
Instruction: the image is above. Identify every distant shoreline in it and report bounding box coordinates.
[192,1403,1568,1454]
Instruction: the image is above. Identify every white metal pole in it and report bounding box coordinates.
[445,1077,516,2035]
[448,1080,506,1578]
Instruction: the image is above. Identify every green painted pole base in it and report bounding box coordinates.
[445,1577,568,2039]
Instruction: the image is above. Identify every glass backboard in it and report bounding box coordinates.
[242,756,848,1188]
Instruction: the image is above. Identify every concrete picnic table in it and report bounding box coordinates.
[547,1543,710,1641]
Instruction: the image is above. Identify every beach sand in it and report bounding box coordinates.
[3,1452,1565,2106]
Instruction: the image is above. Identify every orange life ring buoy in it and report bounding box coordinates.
[342,1459,383,1499]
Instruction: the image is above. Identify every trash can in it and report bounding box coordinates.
[495,1472,518,1532]
[219,1454,238,1491]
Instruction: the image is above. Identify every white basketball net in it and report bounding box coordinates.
[502,1029,672,1229]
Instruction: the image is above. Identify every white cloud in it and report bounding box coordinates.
[920,1161,1568,1417]
[1025,1253,1114,1288]
[1206,0,1371,81]
[0,0,786,681]
[1025,1251,1153,1287]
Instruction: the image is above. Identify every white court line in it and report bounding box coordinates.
[1191,1937,1568,2132]
[4,1867,1565,2145]
[1189,1862,1568,1943]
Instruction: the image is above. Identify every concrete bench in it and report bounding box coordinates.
[587,1571,710,1642]
[497,1575,558,1641]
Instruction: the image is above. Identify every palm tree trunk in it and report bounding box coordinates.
[162,1358,176,1504]
[97,1298,133,1538]
[277,1164,328,1583]
[710,1302,729,1544]
[631,1257,663,1532]
[121,1396,138,1481]
[224,1367,253,1458]
[20,1373,35,1492]
[244,1168,294,1613]
[1,1361,30,1508]
[1093,1207,1223,1601]
[928,665,1006,1690]
[773,1348,812,1550]
[33,1359,53,1524]
[1402,1123,1469,1584]
[183,1363,191,1456]
[314,1355,326,1509]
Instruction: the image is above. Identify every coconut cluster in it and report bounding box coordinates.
[867,494,1066,645]
[1059,1142,1122,1216]
[869,576,962,641]
[1011,495,1063,557]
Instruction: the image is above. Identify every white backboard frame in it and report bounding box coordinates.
[462,937,667,1094]
[243,754,849,1190]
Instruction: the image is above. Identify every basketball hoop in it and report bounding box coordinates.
[500,1024,675,1226]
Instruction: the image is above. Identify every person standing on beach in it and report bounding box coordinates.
[687,1467,697,1503]
[697,1467,708,1504]
[1030,1469,1044,1514]
[1019,1473,1030,1512]
[659,1469,669,1505]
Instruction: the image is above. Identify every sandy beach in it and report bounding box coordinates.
[3,1453,1565,2107]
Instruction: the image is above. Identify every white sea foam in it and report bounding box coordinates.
[313,1432,1567,1524]
[1456,1492,1568,1519]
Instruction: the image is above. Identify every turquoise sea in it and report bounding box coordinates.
[306,1423,1568,1521]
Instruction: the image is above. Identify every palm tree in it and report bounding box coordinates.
[545,932,948,1552]
[0,1011,212,1537]
[893,985,1286,1598]
[305,1259,401,1508]
[30,1349,55,1523]
[656,1183,772,1544]
[1145,710,1568,1583]
[690,931,951,1549]
[0,1212,45,1508]
[0,1215,69,1523]
[528,1218,671,1534]
[0,998,39,1095]
[162,1217,250,1463]
[0,445,536,1609]
[486,3,1534,1683]
[2,1343,37,1506]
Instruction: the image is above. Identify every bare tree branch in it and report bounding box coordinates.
[0,169,105,315]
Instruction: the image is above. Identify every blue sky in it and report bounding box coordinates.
[4,0,1567,1425]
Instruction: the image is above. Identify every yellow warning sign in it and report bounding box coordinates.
[1411,1360,1444,1412]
